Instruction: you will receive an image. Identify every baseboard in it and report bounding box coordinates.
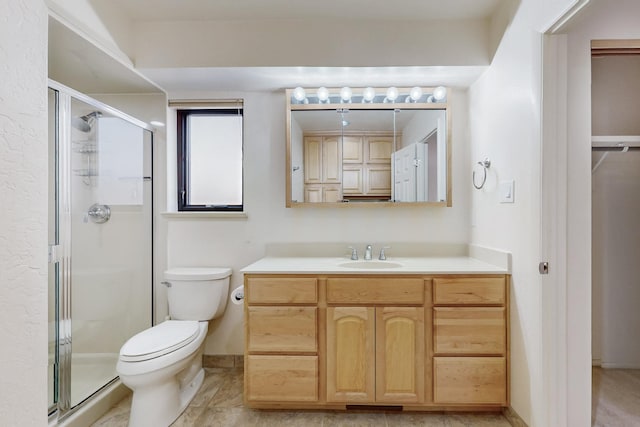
[203,354,244,368]
[503,406,528,427]
[600,362,640,369]
[57,380,130,427]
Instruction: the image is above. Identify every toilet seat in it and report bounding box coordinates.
[120,320,200,362]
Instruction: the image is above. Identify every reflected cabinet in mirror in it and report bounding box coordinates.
[286,87,451,207]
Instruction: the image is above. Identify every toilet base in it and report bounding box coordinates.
[127,366,204,427]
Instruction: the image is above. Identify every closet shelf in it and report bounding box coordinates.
[592,135,640,147]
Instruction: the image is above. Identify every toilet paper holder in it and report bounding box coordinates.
[230,285,244,304]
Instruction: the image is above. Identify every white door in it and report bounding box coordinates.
[416,142,427,202]
[393,144,416,202]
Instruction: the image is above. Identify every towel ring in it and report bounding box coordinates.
[472,158,491,189]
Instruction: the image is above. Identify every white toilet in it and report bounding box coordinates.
[116,267,231,427]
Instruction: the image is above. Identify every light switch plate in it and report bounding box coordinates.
[499,180,515,203]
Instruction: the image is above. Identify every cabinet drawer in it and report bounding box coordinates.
[433,277,505,305]
[434,357,507,405]
[433,307,505,355]
[246,277,317,304]
[327,278,424,304]
[248,307,317,353]
[246,355,318,402]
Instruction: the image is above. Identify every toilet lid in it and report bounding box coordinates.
[120,320,200,362]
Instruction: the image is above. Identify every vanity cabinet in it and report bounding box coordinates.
[432,277,508,405]
[244,276,319,403]
[244,273,509,411]
[325,277,425,404]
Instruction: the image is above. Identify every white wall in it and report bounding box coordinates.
[47,0,133,65]
[0,0,49,425]
[592,151,640,368]
[161,89,471,354]
[135,19,490,69]
[591,55,640,135]
[469,0,546,425]
[591,55,640,367]
[400,110,442,149]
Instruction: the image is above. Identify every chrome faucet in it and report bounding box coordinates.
[348,246,358,260]
[364,244,373,260]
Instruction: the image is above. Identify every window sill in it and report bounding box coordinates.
[161,211,248,219]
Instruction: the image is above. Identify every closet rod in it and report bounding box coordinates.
[592,146,640,152]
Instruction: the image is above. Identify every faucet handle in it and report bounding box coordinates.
[348,246,358,260]
[378,246,391,260]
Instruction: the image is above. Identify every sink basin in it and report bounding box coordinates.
[339,261,403,269]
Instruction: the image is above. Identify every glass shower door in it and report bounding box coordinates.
[68,97,153,407]
[48,88,60,414]
[48,82,154,421]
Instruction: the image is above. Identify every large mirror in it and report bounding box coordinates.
[286,87,451,206]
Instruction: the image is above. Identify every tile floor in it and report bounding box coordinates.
[91,367,513,427]
[591,367,640,427]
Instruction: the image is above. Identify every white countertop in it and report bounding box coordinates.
[240,256,509,275]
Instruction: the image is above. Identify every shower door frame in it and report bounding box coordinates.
[48,79,155,423]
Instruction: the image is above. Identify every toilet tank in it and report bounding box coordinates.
[163,267,232,321]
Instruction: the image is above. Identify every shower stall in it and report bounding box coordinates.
[48,81,153,421]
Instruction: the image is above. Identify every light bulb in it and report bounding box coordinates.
[432,86,447,101]
[385,87,399,102]
[293,87,306,102]
[362,87,376,102]
[317,87,329,102]
[340,86,352,102]
[410,86,423,102]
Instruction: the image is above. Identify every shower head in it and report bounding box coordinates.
[71,111,102,132]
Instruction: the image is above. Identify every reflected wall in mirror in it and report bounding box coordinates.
[286,87,451,207]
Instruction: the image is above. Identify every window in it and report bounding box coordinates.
[177,107,243,211]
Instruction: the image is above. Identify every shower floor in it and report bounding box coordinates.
[71,353,119,407]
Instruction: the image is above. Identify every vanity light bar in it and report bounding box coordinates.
[289,86,447,105]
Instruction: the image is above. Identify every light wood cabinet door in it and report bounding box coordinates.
[322,136,342,183]
[326,307,375,402]
[433,357,507,405]
[433,277,505,305]
[433,307,505,355]
[304,185,322,203]
[342,166,363,194]
[303,137,322,184]
[327,277,424,304]
[246,355,318,402]
[366,165,392,195]
[323,184,342,202]
[248,307,317,353]
[343,136,363,163]
[246,277,317,304]
[366,136,393,163]
[375,307,425,403]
